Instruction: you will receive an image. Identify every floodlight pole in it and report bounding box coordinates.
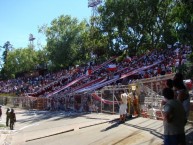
[29,33,35,48]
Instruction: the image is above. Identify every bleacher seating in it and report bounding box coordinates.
[0,45,192,101]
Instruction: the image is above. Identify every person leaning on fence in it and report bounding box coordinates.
[161,79,174,107]
[6,108,10,127]
[9,108,16,130]
[119,92,128,123]
[173,79,190,124]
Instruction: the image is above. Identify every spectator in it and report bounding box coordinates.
[173,79,190,123]
[173,72,184,83]
[173,72,190,122]
[127,93,132,118]
[161,79,174,106]
[6,108,10,127]
[9,108,16,130]
[166,79,173,89]
[162,88,186,145]
[132,91,139,117]
[119,92,128,123]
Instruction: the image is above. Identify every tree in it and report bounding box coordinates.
[39,15,91,70]
[2,41,12,64]
[171,0,193,45]
[2,47,42,79]
[97,0,181,56]
[170,0,193,78]
[84,20,109,60]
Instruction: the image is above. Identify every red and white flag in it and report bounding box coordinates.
[108,64,117,71]
[86,69,92,75]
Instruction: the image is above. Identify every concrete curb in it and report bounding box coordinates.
[26,129,74,142]
[25,118,119,142]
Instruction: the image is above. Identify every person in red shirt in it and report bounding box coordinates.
[144,72,149,78]
[157,67,162,74]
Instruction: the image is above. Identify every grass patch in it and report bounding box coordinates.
[0,93,17,97]
[0,123,6,128]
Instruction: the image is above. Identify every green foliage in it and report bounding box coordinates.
[96,0,193,56]
[1,47,47,79]
[1,1,193,78]
[185,52,193,78]
[0,124,6,128]
[2,41,12,64]
[171,0,193,45]
[39,15,91,70]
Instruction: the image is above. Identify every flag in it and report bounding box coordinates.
[108,64,117,71]
[184,79,192,90]
[86,69,92,75]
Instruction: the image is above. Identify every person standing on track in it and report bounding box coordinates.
[6,108,10,127]
[119,92,128,123]
[9,108,16,130]
[132,91,139,117]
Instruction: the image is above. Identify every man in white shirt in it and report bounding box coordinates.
[119,92,128,123]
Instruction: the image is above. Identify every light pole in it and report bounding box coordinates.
[29,34,35,49]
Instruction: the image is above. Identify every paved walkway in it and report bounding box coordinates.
[0,106,193,145]
[0,106,119,145]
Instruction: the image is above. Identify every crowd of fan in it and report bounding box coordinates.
[0,45,192,101]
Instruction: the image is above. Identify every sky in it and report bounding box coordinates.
[0,0,92,50]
